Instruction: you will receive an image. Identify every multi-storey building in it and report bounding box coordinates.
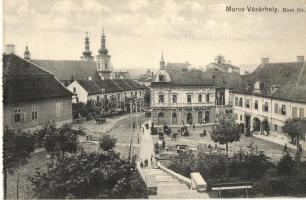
[151,54,216,127]
[3,53,73,131]
[233,56,306,140]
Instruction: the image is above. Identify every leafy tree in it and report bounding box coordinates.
[30,151,147,199]
[99,134,117,151]
[211,117,239,179]
[3,128,35,199]
[283,118,306,164]
[278,152,296,176]
[43,123,85,161]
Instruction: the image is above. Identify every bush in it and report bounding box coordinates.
[278,153,296,175]
[99,134,117,151]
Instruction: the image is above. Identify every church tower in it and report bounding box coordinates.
[96,29,113,79]
[153,52,171,83]
[24,45,31,60]
[81,32,94,61]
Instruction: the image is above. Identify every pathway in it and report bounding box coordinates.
[138,120,210,199]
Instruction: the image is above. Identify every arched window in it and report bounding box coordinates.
[198,95,202,103]
[198,111,202,124]
[172,113,177,125]
[158,112,164,125]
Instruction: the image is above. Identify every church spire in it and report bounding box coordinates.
[24,44,31,60]
[81,32,93,61]
[160,51,165,69]
[99,29,108,55]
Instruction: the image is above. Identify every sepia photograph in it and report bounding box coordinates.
[2,0,306,199]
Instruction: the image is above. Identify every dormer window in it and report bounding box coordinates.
[159,75,165,81]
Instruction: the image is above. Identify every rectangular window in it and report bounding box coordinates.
[172,95,177,103]
[274,103,278,113]
[139,91,142,96]
[73,87,76,93]
[158,95,164,103]
[254,100,258,110]
[234,113,238,120]
[159,75,165,81]
[262,102,269,112]
[187,95,192,103]
[292,107,298,118]
[274,125,278,131]
[235,97,238,106]
[56,103,63,117]
[240,115,243,121]
[32,106,38,121]
[239,98,243,107]
[281,105,286,115]
[245,99,250,108]
[14,108,23,123]
[299,108,304,118]
[206,94,210,102]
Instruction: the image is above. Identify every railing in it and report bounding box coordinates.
[157,161,192,187]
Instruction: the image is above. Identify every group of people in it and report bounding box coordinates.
[140,155,154,168]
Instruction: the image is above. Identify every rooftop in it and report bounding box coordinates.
[3,54,73,104]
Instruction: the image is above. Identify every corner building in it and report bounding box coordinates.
[151,54,216,127]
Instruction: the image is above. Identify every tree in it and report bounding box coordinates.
[278,152,296,176]
[283,118,306,165]
[211,117,240,179]
[30,151,147,199]
[3,128,35,199]
[99,134,117,151]
[43,123,85,162]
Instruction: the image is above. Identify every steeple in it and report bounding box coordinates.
[81,32,93,61]
[160,52,165,69]
[98,29,108,55]
[24,45,31,60]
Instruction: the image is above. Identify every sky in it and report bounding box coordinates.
[3,0,306,71]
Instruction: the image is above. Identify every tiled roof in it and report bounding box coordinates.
[210,62,240,70]
[31,59,100,81]
[235,62,306,103]
[167,69,215,86]
[3,53,52,77]
[77,80,101,95]
[3,54,73,104]
[76,79,145,94]
[213,71,244,90]
[165,62,190,73]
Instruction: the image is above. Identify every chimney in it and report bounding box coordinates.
[5,44,15,54]
[297,56,304,63]
[261,58,269,65]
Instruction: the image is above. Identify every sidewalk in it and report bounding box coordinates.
[253,131,306,151]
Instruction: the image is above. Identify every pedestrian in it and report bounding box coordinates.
[151,154,153,162]
[144,159,148,167]
[140,160,144,168]
[193,123,195,130]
